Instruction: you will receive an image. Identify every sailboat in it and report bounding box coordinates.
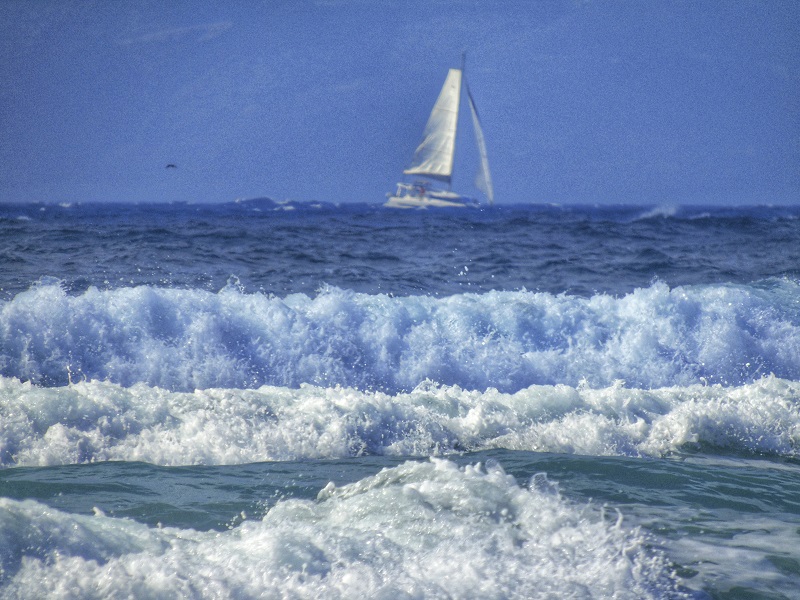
[384,58,494,209]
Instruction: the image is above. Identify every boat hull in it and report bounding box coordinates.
[384,193,479,209]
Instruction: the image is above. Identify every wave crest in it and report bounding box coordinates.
[1,376,798,467]
[1,281,798,393]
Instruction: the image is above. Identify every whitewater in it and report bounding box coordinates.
[1,200,799,599]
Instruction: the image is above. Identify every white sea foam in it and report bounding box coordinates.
[634,205,679,220]
[1,375,798,467]
[0,459,687,599]
[1,280,798,392]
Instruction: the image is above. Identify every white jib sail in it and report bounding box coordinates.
[466,81,494,205]
[404,69,462,183]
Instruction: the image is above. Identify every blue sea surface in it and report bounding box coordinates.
[1,201,799,598]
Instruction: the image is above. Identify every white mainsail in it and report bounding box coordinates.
[466,81,494,205]
[403,68,462,183]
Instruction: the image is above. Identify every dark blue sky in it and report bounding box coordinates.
[1,0,797,205]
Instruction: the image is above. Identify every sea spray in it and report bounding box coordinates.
[1,375,798,467]
[1,280,799,392]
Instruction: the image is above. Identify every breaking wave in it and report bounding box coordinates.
[1,375,798,467]
[1,280,798,393]
[0,459,686,599]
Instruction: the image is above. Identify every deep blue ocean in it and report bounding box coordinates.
[1,199,799,599]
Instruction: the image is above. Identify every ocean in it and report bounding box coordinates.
[1,199,799,599]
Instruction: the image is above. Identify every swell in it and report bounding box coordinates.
[3,204,800,301]
[1,280,798,393]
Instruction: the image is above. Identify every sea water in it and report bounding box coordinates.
[1,200,799,599]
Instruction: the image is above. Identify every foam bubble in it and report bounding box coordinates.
[0,459,687,599]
